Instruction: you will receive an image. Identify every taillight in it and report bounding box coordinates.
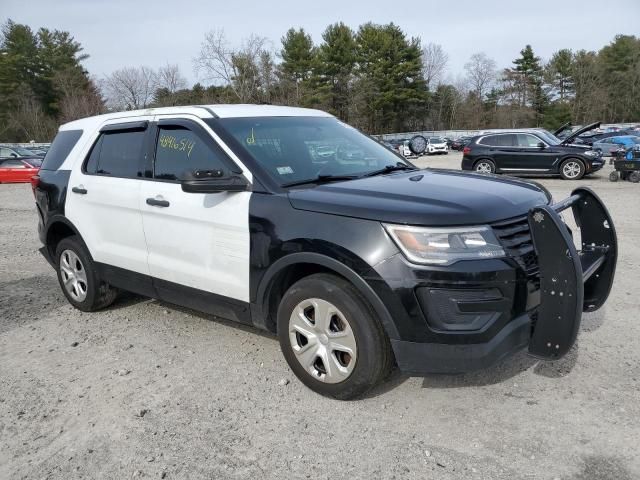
[462,146,471,155]
[30,174,40,197]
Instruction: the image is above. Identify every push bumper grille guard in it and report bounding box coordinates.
[527,187,617,360]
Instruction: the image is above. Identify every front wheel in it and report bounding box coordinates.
[559,159,585,180]
[277,273,393,400]
[474,159,496,174]
[609,171,620,182]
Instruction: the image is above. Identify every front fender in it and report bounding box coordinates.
[253,250,401,341]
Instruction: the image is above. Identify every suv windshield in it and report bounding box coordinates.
[430,137,445,143]
[213,117,409,186]
[536,130,561,145]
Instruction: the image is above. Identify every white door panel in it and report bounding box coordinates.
[140,181,250,302]
[66,175,149,274]
[65,116,153,275]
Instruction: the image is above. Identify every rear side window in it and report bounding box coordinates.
[481,134,515,147]
[153,125,228,181]
[41,130,83,171]
[84,130,146,178]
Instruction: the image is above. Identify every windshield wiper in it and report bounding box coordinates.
[361,163,418,177]
[282,174,359,188]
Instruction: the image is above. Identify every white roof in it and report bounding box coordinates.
[60,104,332,130]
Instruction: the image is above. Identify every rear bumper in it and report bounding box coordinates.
[389,187,617,375]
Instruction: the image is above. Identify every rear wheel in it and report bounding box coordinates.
[559,159,585,180]
[277,273,393,400]
[474,159,495,174]
[55,236,117,312]
[629,171,640,183]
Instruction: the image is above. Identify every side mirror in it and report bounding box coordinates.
[10,153,18,158]
[181,169,248,193]
[537,142,546,149]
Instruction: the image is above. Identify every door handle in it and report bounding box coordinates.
[146,197,170,207]
[72,186,87,195]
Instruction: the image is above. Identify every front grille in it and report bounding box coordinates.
[492,216,539,283]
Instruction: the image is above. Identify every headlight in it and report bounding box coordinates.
[584,150,598,156]
[384,224,505,265]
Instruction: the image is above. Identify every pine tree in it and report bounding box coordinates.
[279,28,315,104]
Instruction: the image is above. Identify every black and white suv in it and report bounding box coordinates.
[34,105,617,399]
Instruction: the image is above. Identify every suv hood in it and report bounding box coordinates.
[288,169,550,226]
[561,122,600,145]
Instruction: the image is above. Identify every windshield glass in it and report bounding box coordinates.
[430,137,445,143]
[536,130,561,145]
[215,117,409,186]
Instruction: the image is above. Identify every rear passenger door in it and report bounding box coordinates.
[65,118,152,276]
[486,134,518,170]
[139,116,251,304]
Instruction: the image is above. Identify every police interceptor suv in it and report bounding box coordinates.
[33,105,618,399]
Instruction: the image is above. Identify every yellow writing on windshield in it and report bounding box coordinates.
[246,128,256,145]
[159,134,195,157]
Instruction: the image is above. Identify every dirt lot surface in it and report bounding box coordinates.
[1,152,639,479]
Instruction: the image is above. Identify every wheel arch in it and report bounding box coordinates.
[253,252,400,340]
[44,216,89,264]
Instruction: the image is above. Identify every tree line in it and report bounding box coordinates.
[1,18,638,142]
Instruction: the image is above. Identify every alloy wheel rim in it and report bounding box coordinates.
[59,249,88,302]
[563,161,581,178]
[476,162,492,173]
[288,298,357,384]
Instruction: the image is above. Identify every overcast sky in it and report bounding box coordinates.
[3,0,639,85]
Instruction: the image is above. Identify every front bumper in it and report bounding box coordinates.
[386,187,617,374]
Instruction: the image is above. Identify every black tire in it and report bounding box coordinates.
[474,159,496,174]
[559,159,585,180]
[629,171,640,183]
[277,273,393,400]
[55,236,117,312]
[609,171,620,182]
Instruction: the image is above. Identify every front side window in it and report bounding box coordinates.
[85,129,145,178]
[154,125,227,181]
[212,116,408,186]
[517,134,544,147]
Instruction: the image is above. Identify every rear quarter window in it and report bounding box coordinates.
[41,130,83,171]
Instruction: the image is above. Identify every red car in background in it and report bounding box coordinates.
[0,157,42,183]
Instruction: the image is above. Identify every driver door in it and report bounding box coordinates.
[139,115,252,305]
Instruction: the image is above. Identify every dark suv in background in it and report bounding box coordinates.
[461,127,604,180]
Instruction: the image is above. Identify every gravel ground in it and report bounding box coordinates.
[1,153,639,479]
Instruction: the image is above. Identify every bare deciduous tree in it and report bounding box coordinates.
[421,43,449,89]
[103,66,157,110]
[464,52,497,99]
[156,64,188,93]
[194,29,272,102]
[53,70,105,122]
